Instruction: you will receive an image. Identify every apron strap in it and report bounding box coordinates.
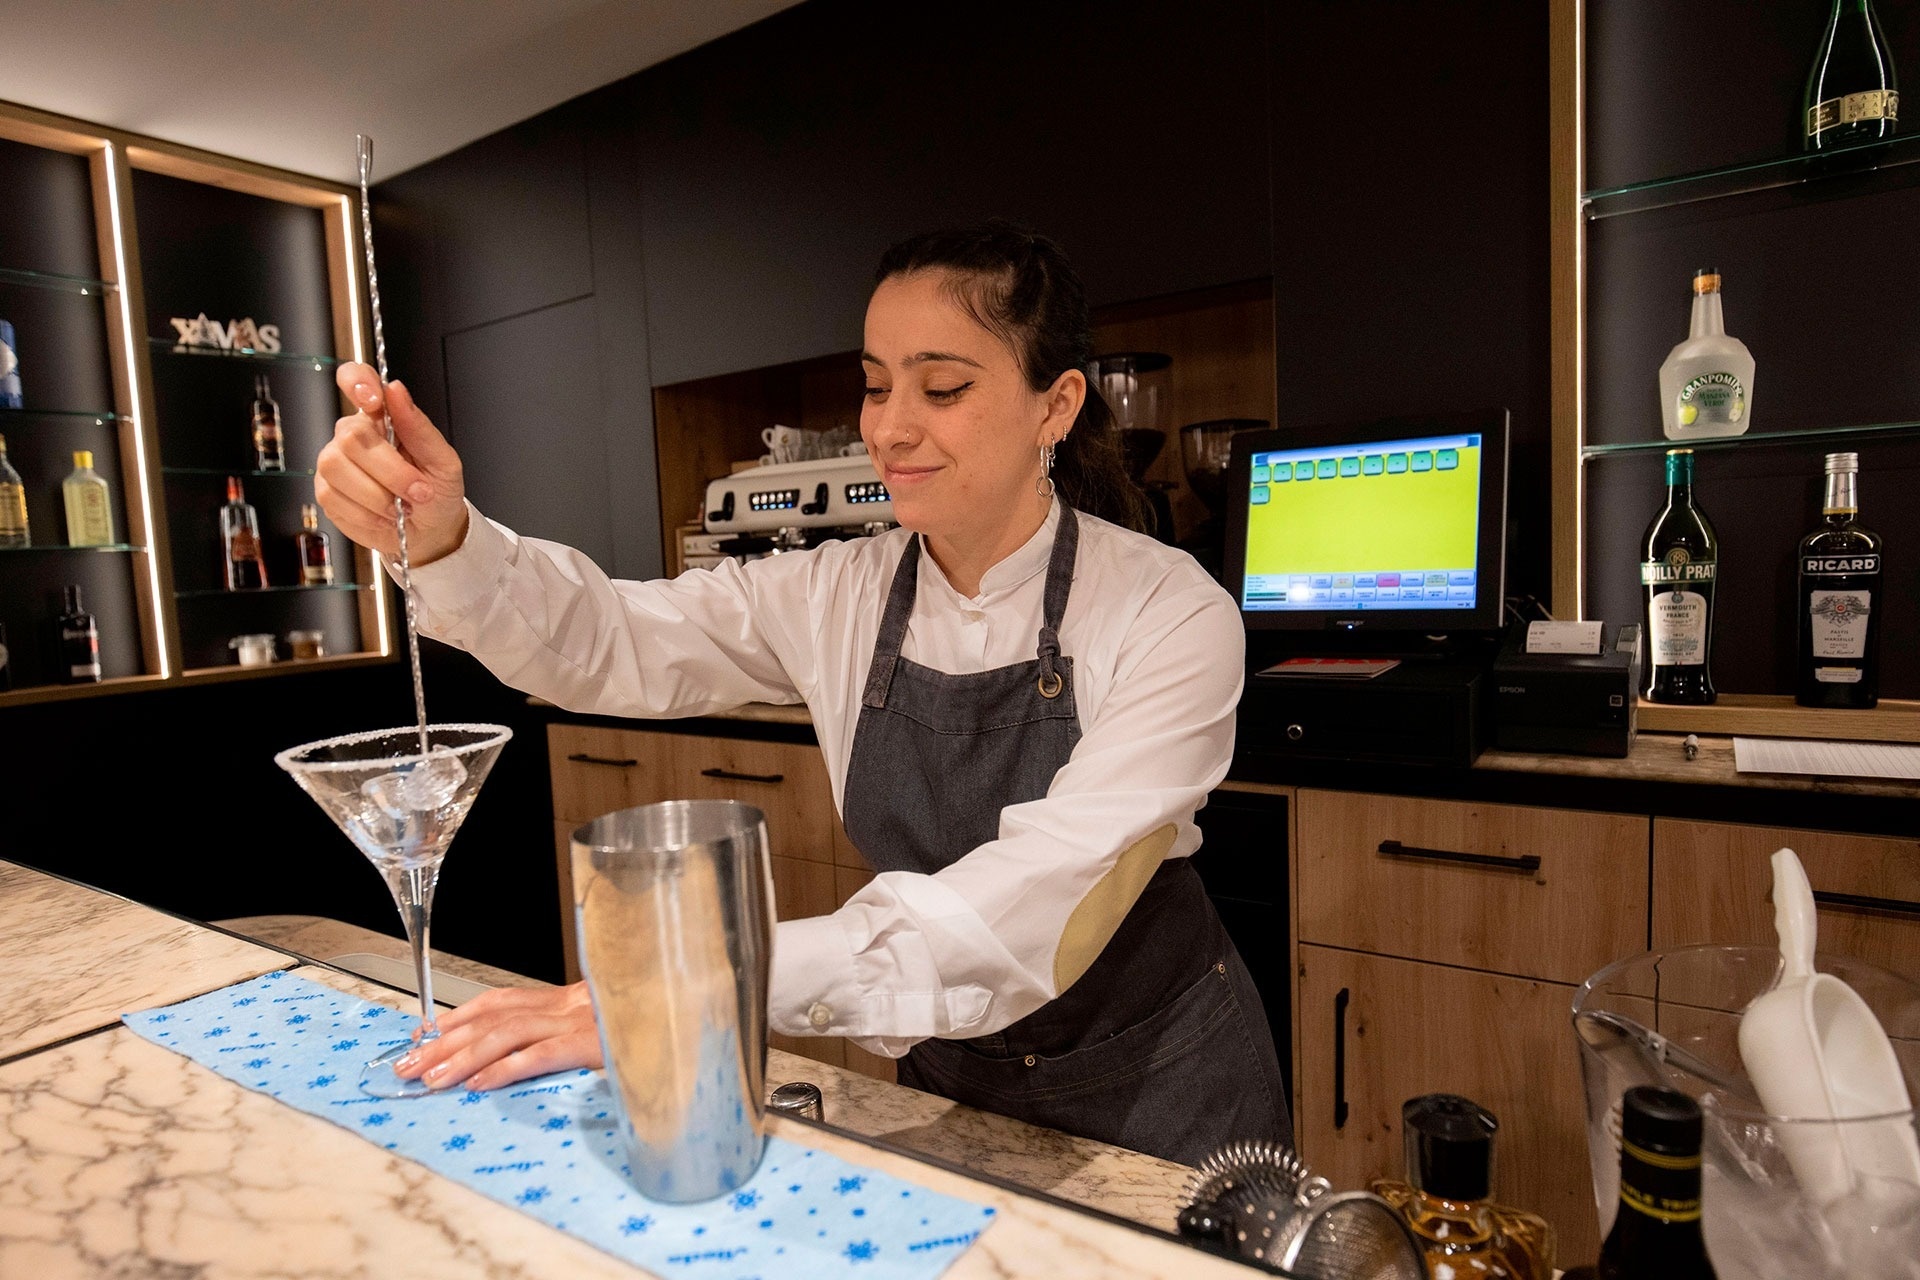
[861,534,923,708]
[1035,504,1079,686]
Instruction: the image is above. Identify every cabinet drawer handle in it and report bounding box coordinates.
[1333,987,1350,1131]
[700,767,785,785]
[567,752,638,768]
[1813,888,1920,919]
[1377,839,1541,875]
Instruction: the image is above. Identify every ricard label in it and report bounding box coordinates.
[1803,554,1880,575]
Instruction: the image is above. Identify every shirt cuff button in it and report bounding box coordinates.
[807,1002,833,1031]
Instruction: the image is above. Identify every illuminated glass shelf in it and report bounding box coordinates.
[1583,133,1920,219]
[0,406,118,424]
[162,466,317,478]
[0,542,143,553]
[148,338,339,369]
[1582,418,1920,459]
[0,266,116,295]
[174,583,361,598]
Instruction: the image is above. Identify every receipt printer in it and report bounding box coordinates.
[1491,619,1642,758]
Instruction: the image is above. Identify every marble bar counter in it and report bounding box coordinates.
[0,864,1233,1280]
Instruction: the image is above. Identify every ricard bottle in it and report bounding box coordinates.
[1659,270,1754,442]
[1805,0,1899,150]
[1797,452,1881,708]
[1640,449,1718,705]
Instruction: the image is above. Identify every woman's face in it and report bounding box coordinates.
[860,270,1076,546]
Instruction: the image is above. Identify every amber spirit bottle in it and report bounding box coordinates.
[296,502,335,585]
[221,475,268,589]
[1596,1087,1717,1278]
[62,449,114,546]
[1640,449,1718,704]
[1796,452,1881,708]
[59,583,101,683]
[251,373,285,472]
[1805,0,1899,150]
[1370,1094,1555,1280]
[0,431,28,547]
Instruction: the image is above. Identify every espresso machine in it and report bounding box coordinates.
[696,455,895,568]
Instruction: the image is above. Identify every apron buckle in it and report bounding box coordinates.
[1037,669,1063,699]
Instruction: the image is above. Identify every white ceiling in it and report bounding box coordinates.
[0,0,804,185]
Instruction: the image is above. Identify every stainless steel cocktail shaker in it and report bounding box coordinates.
[571,799,776,1202]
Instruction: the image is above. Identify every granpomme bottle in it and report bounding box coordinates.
[1640,448,1718,705]
[1659,270,1754,442]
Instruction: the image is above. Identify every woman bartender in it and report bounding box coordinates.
[315,219,1290,1166]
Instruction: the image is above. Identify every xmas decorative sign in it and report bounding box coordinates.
[167,313,283,353]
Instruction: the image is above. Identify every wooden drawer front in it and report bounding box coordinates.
[666,733,839,864]
[1296,790,1648,984]
[552,821,583,984]
[1296,944,1597,1262]
[548,723,675,826]
[1653,819,1920,974]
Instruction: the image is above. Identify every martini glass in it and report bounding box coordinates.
[275,722,512,1097]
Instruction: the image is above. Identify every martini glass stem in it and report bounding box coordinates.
[389,862,440,1040]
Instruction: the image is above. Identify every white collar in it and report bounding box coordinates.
[921,498,1061,604]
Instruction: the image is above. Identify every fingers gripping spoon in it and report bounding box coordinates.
[355,134,430,758]
[1737,847,1920,1206]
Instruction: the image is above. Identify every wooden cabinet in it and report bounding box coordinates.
[1652,818,1920,974]
[545,719,895,1084]
[1295,945,1592,1258]
[0,100,390,704]
[1291,788,1650,1263]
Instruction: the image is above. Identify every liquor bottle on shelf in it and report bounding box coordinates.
[251,373,285,472]
[296,502,335,585]
[58,583,101,683]
[1640,448,1719,705]
[0,319,20,409]
[1370,1093,1555,1280]
[1593,1086,1718,1278]
[1805,0,1899,150]
[220,475,269,590]
[0,431,29,547]
[1797,451,1881,708]
[1659,269,1754,441]
[62,450,115,546]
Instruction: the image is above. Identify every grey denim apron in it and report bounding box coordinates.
[841,506,1291,1166]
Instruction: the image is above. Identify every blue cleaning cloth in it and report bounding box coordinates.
[123,970,995,1278]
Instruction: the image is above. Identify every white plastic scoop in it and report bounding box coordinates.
[1736,847,1920,1207]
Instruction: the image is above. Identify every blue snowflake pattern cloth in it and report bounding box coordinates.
[123,970,996,1279]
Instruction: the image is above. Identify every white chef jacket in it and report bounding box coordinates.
[402,498,1246,1057]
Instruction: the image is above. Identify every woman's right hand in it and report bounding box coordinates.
[315,361,470,566]
[392,980,603,1092]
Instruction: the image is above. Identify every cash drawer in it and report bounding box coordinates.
[1296,789,1649,983]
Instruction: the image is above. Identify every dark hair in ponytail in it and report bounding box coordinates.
[873,219,1151,534]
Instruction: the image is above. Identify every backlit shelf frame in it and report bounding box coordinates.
[1545,0,1920,744]
[0,97,395,705]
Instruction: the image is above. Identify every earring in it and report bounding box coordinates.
[1037,441,1056,498]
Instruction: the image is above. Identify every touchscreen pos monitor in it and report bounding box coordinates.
[1220,408,1510,642]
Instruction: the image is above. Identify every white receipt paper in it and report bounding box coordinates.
[1733,736,1920,782]
[1525,620,1605,655]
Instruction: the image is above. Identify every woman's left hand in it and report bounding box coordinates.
[393,980,602,1091]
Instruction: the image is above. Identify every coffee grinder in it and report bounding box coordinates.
[1091,352,1177,543]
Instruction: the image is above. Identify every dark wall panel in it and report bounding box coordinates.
[633,0,1274,385]
[444,297,615,567]
[0,135,101,276]
[424,106,595,336]
[1270,0,1553,604]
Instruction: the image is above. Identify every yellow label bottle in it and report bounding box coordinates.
[62,449,115,547]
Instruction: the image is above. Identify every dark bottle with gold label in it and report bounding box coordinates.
[1805,0,1899,150]
[1640,449,1718,704]
[1596,1086,1717,1278]
[1797,452,1881,708]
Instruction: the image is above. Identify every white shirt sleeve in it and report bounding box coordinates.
[767,568,1245,1058]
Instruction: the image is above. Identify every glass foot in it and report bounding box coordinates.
[358,1041,431,1098]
